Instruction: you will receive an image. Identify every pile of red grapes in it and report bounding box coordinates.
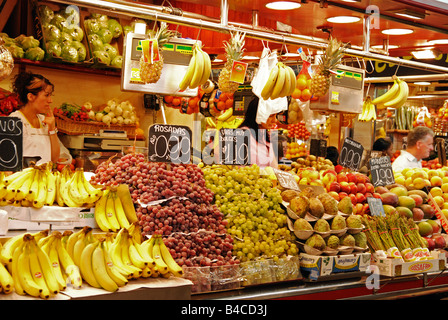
[91,152,235,267]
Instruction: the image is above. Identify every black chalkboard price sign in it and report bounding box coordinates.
[339,137,364,171]
[367,197,385,217]
[0,117,23,172]
[273,168,300,191]
[148,124,192,164]
[219,128,250,165]
[369,156,395,187]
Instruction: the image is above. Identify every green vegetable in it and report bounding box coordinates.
[111,55,123,68]
[60,45,78,62]
[45,41,62,58]
[59,32,72,44]
[93,50,110,65]
[85,19,101,34]
[71,41,86,62]
[20,36,40,51]
[39,5,54,24]
[103,43,117,60]
[107,19,123,38]
[5,44,24,59]
[96,28,113,44]
[88,34,104,51]
[24,47,45,61]
[64,25,84,42]
[43,24,61,42]
[51,13,67,30]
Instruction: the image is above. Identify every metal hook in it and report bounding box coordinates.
[196,20,203,41]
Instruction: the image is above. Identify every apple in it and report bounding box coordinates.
[356,173,368,184]
[372,192,382,199]
[348,182,358,194]
[339,181,351,194]
[322,173,337,186]
[362,203,370,215]
[337,172,348,183]
[322,169,337,177]
[412,207,424,221]
[349,194,357,205]
[433,234,447,249]
[357,183,366,194]
[338,192,348,199]
[430,175,443,187]
[308,170,320,181]
[355,203,364,214]
[374,186,389,194]
[418,221,434,237]
[427,219,441,234]
[299,178,309,185]
[365,183,375,194]
[356,192,366,204]
[424,237,436,251]
[327,181,341,192]
[347,172,358,183]
[328,191,340,201]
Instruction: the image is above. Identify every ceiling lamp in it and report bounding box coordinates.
[265,1,301,10]
[414,81,431,85]
[381,28,414,35]
[411,49,437,59]
[326,16,361,23]
[427,39,448,45]
[393,9,427,20]
[371,44,399,49]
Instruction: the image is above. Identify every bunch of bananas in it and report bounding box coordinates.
[261,62,296,100]
[179,43,211,91]
[372,76,409,110]
[94,184,139,232]
[358,96,377,122]
[0,163,103,208]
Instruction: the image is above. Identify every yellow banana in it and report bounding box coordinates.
[0,173,7,199]
[190,45,205,89]
[3,167,34,185]
[75,170,91,204]
[152,237,169,275]
[48,238,67,291]
[217,107,233,122]
[67,170,85,205]
[31,239,60,295]
[92,241,118,292]
[11,242,25,295]
[66,228,83,260]
[17,239,42,298]
[261,63,279,100]
[44,168,56,206]
[270,62,286,100]
[81,173,103,203]
[0,258,14,294]
[384,78,409,108]
[112,190,130,229]
[279,64,291,98]
[102,241,128,287]
[60,169,81,207]
[105,190,121,231]
[206,117,217,128]
[54,236,82,289]
[108,230,135,279]
[157,237,183,277]
[132,237,155,267]
[116,184,138,224]
[72,231,86,267]
[28,240,51,299]
[118,230,142,278]
[95,189,112,232]
[199,47,211,86]
[372,77,400,105]
[179,47,197,91]
[127,237,148,269]
[286,65,297,96]
[54,171,65,207]
[1,233,24,264]
[25,169,41,202]
[79,241,101,288]
[142,266,153,278]
[15,169,35,201]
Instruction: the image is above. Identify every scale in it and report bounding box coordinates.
[60,130,145,151]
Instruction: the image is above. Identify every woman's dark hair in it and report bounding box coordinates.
[372,137,392,152]
[325,146,339,166]
[238,96,269,144]
[12,72,54,105]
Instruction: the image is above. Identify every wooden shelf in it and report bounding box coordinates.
[14,58,122,78]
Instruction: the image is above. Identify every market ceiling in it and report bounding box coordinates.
[146,0,448,59]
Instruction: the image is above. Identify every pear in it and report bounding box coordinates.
[338,196,353,215]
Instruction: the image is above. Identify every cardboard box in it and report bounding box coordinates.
[299,252,371,280]
[372,251,446,277]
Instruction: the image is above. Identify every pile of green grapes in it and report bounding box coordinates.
[202,164,298,262]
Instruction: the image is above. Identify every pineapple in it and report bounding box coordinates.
[139,22,175,84]
[310,37,347,97]
[218,30,246,94]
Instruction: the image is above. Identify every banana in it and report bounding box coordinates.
[199,47,212,86]
[0,258,14,294]
[142,266,153,278]
[61,230,72,248]
[217,107,233,122]
[108,230,135,279]
[152,237,169,275]
[54,236,82,289]
[190,45,205,89]
[179,47,197,91]
[112,190,130,229]
[11,242,25,295]
[15,169,35,201]
[31,239,60,295]
[79,241,101,288]
[54,171,65,207]
[32,169,48,209]
[3,167,34,185]
[286,65,297,96]
[116,184,137,224]
[95,189,112,232]
[67,170,84,205]
[372,77,400,105]
[120,239,142,278]
[0,173,7,199]
[92,240,118,292]
[132,237,155,267]
[28,239,51,299]
[4,170,34,202]
[18,238,42,297]
[157,237,183,277]
[206,117,217,128]
[81,174,103,203]
[105,190,121,231]
[270,62,286,100]
[278,64,291,98]
[261,63,279,100]
[127,237,148,269]
[48,238,67,291]
[43,168,56,206]
[102,241,128,287]
[1,233,24,264]
[25,169,41,202]
[75,170,91,204]
[384,78,409,108]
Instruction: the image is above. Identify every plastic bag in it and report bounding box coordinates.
[292,60,312,102]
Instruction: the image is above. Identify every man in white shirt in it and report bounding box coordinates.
[392,126,434,172]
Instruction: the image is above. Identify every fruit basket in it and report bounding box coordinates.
[55,113,136,137]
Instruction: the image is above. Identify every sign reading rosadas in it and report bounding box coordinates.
[147,124,192,164]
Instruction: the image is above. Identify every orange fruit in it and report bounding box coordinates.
[297,74,308,81]
[217,101,226,111]
[164,95,174,104]
[300,89,312,101]
[291,88,302,100]
[219,92,229,101]
[189,97,199,108]
[225,98,234,109]
[296,78,307,90]
[172,97,181,107]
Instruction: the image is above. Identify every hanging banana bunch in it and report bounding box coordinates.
[372,76,409,110]
[261,62,296,100]
[358,96,376,122]
[179,43,212,91]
